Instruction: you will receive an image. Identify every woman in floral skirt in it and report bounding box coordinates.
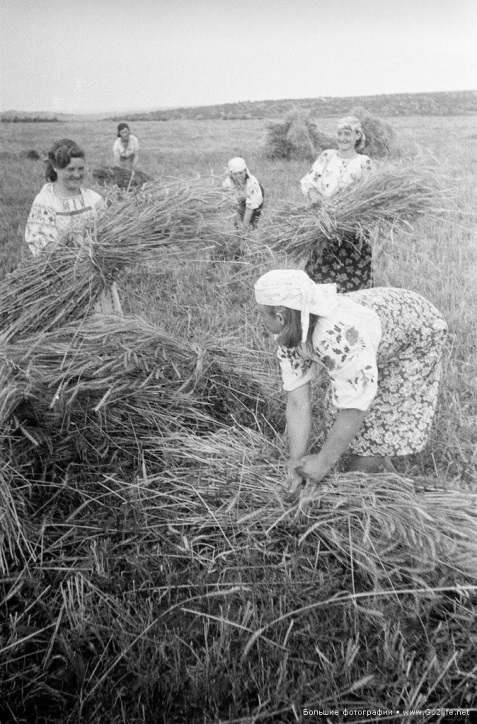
[255,270,447,495]
[300,116,373,292]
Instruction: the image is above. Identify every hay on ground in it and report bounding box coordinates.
[91,165,151,189]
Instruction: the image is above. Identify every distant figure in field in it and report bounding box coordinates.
[222,157,264,229]
[113,122,139,171]
[25,138,122,314]
[300,116,374,292]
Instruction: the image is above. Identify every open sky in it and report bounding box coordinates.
[1,0,476,114]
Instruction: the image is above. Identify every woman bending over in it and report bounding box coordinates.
[255,269,447,496]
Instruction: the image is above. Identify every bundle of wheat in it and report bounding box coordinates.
[264,108,336,161]
[127,431,477,588]
[0,316,282,482]
[259,161,450,262]
[91,164,151,189]
[0,177,232,342]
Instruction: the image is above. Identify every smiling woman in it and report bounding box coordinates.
[24,138,122,314]
[25,139,103,256]
[299,116,374,293]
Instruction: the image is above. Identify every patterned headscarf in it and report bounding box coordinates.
[254,270,338,344]
[337,116,366,151]
[227,157,248,174]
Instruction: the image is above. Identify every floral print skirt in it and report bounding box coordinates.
[322,288,448,457]
[305,234,373,292]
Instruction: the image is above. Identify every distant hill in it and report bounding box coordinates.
[0,111,62,123]
[3,90,477,123]
[113,90,477,122]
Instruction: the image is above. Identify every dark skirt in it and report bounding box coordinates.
[305,234,373,293]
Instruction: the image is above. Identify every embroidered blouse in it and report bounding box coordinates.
[25,183,103,257]
[277,294,382,411]
[222,173,263,209]
[300,149,372,198]
[113,135,139,166]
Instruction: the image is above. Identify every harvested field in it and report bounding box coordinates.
[0,116,476,723]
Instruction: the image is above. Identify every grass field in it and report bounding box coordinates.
[1,116,477,723]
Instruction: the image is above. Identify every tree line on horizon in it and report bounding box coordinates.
[2,89,476,123]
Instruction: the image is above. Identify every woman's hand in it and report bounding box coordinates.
[287,459,305,489]
[284,459,306,504]
[307,187,322,206]
[295,453,330,484]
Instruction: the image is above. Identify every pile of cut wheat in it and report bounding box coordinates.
[91,164,151,189]
[0,315,282,487]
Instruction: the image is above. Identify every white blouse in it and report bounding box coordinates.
[277,295,382,411]
[25,183,103,257]
[222,173,263,209]
[300,149,372,198]
[113,135,139,165]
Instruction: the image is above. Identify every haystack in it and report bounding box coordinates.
[351,105,398,158]
[285,119,316,160]
[264,108,336,161]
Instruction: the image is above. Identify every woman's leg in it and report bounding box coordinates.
[347,455,396,473]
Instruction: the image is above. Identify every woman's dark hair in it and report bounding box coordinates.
[117,122,130,137]
[263,305,319,349]
[45,138,85,182]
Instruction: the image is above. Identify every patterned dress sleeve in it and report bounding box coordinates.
[276,345,318,392]
[24,192,59,257]
[300,152,328,197]
[245,175,263,209]
[313,321,379,410]
[360,155,373,176]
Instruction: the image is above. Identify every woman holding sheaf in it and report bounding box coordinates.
[300,116,374,293]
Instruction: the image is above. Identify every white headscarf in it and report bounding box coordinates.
[254,270,338,344]
[227,157,248,174]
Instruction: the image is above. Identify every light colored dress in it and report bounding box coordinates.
[25,183,122,314]
[25,183,103,257]
[300,149,372,198]
[113,135,139,170]
[222,173,263,211]
[277,288,447,457]
[300,149,374,293]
